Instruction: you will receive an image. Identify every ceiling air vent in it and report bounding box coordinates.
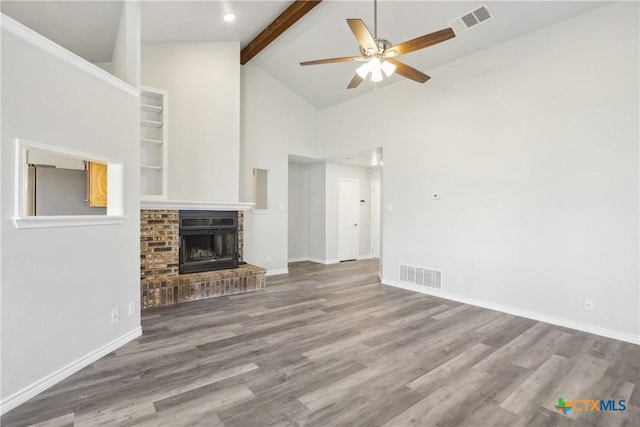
[448,5,493,35]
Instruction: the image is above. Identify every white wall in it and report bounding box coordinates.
[142,41,240,202]
[288,163,310,261]
[307,163,326,263]
[325,163,373,262]
[370,167,381,182]
[317,3,639,341]
[241,65,319,274]
[27,149,85,170]
[1,20,141,409]
[111,0,140,87]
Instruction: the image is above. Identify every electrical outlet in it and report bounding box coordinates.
[584,298,595,311]
[266,256,272,263]
[128,302,135,317]
[385,203,393,212]
[456,276,464,286]
[111,308,119,324]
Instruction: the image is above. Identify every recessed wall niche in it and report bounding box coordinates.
[14,139,125,229]
[253,168,269,210]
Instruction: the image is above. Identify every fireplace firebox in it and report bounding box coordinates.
[179,210,239,274]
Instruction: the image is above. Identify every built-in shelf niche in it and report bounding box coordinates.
[140,86,168,200]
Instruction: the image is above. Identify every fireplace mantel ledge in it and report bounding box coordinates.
[140,200,254,211]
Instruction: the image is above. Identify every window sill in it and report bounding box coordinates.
[13,215,127,229]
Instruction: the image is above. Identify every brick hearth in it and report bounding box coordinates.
[140,209,265,309]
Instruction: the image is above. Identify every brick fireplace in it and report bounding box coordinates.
[140,208,265,309]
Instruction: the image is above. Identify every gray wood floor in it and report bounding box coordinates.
[3,260,638,426]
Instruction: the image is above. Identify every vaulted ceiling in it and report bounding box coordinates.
[2,1,607,109]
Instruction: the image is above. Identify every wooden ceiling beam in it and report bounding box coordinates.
[240,0,323,65]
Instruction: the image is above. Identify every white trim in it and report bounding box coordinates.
[1,14,139,98]
[0,327,142,416]
[15,139,125,223]
[266,269,289,277]
[370,179,381,259]
[17,138,123,167]
[296,257,366,264]
[288,257,310,263]
[14,215,126,229]
[140,200,254,211]
[251,209,272,215]
[307,257,340,265]
[383,279,640,346]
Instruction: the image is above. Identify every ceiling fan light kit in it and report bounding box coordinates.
[300,0,456,89]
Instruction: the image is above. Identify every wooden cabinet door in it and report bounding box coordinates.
[87,161,108,207]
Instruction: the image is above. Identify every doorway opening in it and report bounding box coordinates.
[287,148,382,267]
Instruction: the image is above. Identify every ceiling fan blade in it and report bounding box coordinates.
[385,28,455,57]
[387,59,430,83]
[347,19,378,52]
[300,56,364,66]
[347,73,364,89]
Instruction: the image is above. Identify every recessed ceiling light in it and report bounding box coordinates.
[223,13,236,22]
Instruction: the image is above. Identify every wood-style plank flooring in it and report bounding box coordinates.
[3,260,639,426]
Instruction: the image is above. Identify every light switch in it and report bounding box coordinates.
[385,203,393,212]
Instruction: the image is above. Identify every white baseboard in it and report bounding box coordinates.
[383,279,640,346]
[306,257,340,265]
[295,257,371,265]
[266,268,289,277]
[0,327,142,415]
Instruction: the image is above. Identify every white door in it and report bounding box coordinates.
[371,180,381,258]
[338,178,359,261]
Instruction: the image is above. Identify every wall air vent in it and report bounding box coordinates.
[448,5,493,35]
[400,264,442,289]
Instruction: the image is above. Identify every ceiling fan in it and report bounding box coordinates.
[300,0,456,89]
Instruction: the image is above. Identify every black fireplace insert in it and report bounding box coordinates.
[179,210,238,274]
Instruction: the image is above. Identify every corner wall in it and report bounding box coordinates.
[307,163,326,263]
[288,163,310,261]
[1,19,141,411]
[111,0,140,87]
[240,65,319,274]
[317,3,640,341]
[141,41,240,202]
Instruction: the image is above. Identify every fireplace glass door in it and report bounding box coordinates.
[180,230,238,273]
[179,210,239,274]
[184,231,236,264]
